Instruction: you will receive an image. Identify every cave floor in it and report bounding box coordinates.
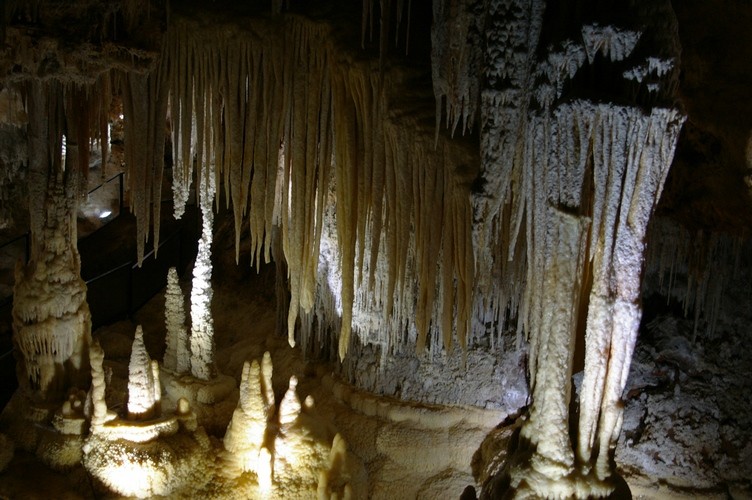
[0,207,750,498]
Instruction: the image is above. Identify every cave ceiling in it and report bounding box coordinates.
[1,0,750,235]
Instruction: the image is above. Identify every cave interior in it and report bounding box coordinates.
[0,0,751,498]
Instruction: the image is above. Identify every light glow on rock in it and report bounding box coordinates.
[99,459,166,498]
[257,447,273,495]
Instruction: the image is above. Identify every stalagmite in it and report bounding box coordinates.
[127,326,159,420]
[317,433,353,500]
[472,1,685,496]
[258,446,274,493]
[511,209,590,496]
[164,267,189,373]
[279,376,301,428]
[12,80,92,403]
[189,166,217,380]
[261,351,275,416]
[88,340,113,427]
[223,360,270,473]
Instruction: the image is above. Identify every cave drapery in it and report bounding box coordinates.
[0,0,695,497]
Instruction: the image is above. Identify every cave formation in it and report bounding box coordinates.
[0,0,751,498]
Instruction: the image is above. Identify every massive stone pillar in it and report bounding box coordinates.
[464,0,685,497]
[12,80,92,405]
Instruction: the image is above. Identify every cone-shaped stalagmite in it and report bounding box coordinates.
[127,326,160,420]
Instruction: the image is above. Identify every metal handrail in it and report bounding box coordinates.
[0,171,126,263]
[0,231,30,265]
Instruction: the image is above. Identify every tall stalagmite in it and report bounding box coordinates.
[189,157,218,380]
[127,326,160,420]
[12,80,94,404]
[164,267,189,373]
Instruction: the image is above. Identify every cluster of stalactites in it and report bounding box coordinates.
[162,17,475,361]
[23,77,111,245]
[644,216,747,341]
[502,103,684,496]
[431,0,484,138]
[360,0,414,69]
[472,0,686,353]
[120,65,170,266]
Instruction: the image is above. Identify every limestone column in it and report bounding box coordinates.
[12,80,92,404]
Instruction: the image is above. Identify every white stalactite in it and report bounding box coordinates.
[163,17,476,364]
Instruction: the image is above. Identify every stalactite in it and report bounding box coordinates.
[121,60,169,265]
[473,1,685,494]
[644,217,743,341]
[431,0,484,137]
[160,15,478,372]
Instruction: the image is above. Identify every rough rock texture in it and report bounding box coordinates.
[190,170,217,381]
[617,245,752,497]
[0,433,13,472]
[83,428,214,498]
[127,326,159,420]
[1,1,752,498]
[12,81,92,405]
[341,339,528,410]
[163,267,189,373]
